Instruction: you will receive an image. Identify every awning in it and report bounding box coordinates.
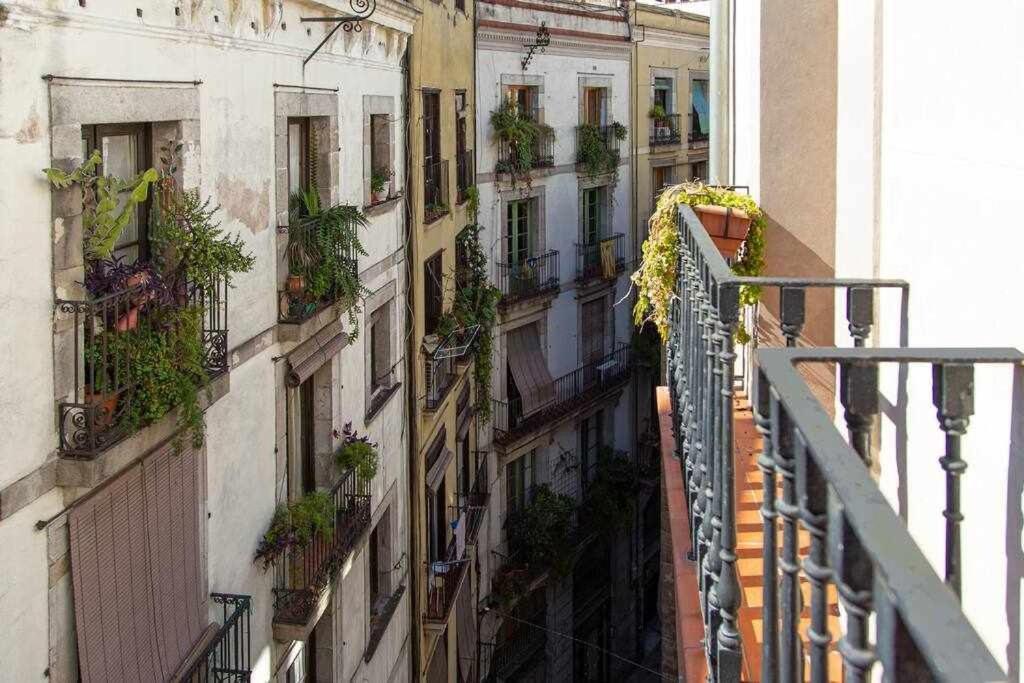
[507,323,555,416]
[287,321,349,386]
[426,447,455,491]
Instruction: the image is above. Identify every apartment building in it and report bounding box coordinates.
[403,0,483,680]
[0,2,415,681]
[474,2,650,679]
[658,1,1024,681]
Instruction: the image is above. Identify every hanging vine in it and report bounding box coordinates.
[632,181,766,342]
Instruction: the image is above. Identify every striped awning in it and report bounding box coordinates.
[287,321,349,386]
[506,323,555,416]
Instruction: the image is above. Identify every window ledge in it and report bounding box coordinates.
[364,193,403,217]
[363,584,407,663]
[365,382,402,423]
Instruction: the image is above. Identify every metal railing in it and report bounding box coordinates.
[480,612,548,682]
[575,233,625,282]
[456,149,475,204]
[649,113,682,146]
[56,277,228,458]
[496,250,559,306]
[179,593,252,682]
[425,535,469,622]
[575,124,620,166]
[665,202,1008,680]
[272,469,371,625]
[497,125,555,172]
[425,352,455,411]
[493,343,631,444]
[424,159,450,222]
[280,215,359,324]
[461,458,490,544]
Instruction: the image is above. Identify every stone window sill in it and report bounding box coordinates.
[362,584,407,663]
[365,382,402,423]
[364,193,403,217]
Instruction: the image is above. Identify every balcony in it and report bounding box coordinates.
[425,535,470,625]
[497,125,555,173]
[496,250,560,308]
[687,113,709,146]
[493,343,631,446]
[480,609,548,682]
[456,149,475,204]
[460,457,490,545]
[649,113,682,147]
[425,351,456,411]
[575,233,625,284]
[424,159,450,223]
[178,594,253,681]
[575,124,621,175]
[272,469,371,639]
[661,203,1011,681]
[56,277,228,458]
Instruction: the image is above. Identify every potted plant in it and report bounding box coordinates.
[370,167,391,204]
[334,422,379,481]
[693,204,752,258]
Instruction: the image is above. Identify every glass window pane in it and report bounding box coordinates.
[289,122,302,195]
[101,134,140,258]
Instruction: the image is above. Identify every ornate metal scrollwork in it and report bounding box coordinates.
[301,0,379,68]
[521,22,550,71]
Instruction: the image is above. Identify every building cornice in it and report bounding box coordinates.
[478,0,626,24]
[639,25,709,51]
[477,22,632,59]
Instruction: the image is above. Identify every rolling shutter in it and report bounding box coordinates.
[69,443,208,682]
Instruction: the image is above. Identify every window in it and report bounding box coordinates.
[580,410,605,486]
[458,430,473,500]
[288,117,311,194]
[428,479,447,564]
[691,160,707,182]
[653,165,676,202]
[81,123,152,264]
[299,376,317,494]
[506,85,538,121]
[583,87,607,126]
[653,77,674,113]
[424,251,444,336]
[423,91,441,165]
[370,114,391,184]
[581,187,607,245]
[505,199,533,265]
[505,450,536,516]
[690,78,709,141]
[369,507,392,614]
[581,298,608,364]
[370,303,392,394]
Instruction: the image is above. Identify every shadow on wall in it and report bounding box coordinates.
[759,212,836,349]
[1005,365,1024,681]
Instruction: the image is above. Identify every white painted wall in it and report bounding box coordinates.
[0,1,412,680]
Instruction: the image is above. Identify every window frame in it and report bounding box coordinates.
[287,117,311,195]
[424,251,444,336]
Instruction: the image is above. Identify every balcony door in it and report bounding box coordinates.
[583,87,607,126]
[581,298,608,378]
[423,91,441,165]
[653,77,673,114]
[506,199,533,266]
[580,409,604,489]
[507,85,537,120]
[581,187,606,246]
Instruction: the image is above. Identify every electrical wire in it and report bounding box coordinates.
[483,606,672,680]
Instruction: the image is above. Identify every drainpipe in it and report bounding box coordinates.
[709,0,731,184]
[401,41,422,682]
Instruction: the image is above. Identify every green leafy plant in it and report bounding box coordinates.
[611,121,627,141]
[506,484,576,577]
[287,187,371,337]
[648,104,667,120]
[490,100,552,186]
[577,123,621,179]
[43,150,159,260]
[334,422,379,481]
[254,491,336,570]
[370,167,390,196]
[580,450,639,535]
[86,305,209,448]
[632,181,766,342]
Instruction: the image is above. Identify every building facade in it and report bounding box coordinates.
[403,0,482,680]
[474,2,650,679]
[0,1,415,681]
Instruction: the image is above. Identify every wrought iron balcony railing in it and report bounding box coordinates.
[497,125,555,172]
[649,113,682,146]
[425,351,456,411]
[456,149,475,204]
[425,535,470,623]
[424,159,450,223]
[56,277,228,458]
[493,343,631,444]
[460,457,490,545]
[179,593,253,682]
[575,124,621,167]
[575,233,625,283]
[665,202,1008,681]
[272,469,371,625]
[480,612,548,682]
[496,250,559,306]
[280,215,359,324]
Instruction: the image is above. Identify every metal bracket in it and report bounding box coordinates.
[520,23,550,71]
[301,1,378,68]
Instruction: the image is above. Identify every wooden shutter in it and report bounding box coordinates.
[69,444,208,682]
[582,299,607,363]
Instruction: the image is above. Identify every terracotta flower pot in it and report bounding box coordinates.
[84,386,119,430]
[115,306,141,332]
[372,189,388,204]
[287,274,305,296]
[694,204,752,258]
